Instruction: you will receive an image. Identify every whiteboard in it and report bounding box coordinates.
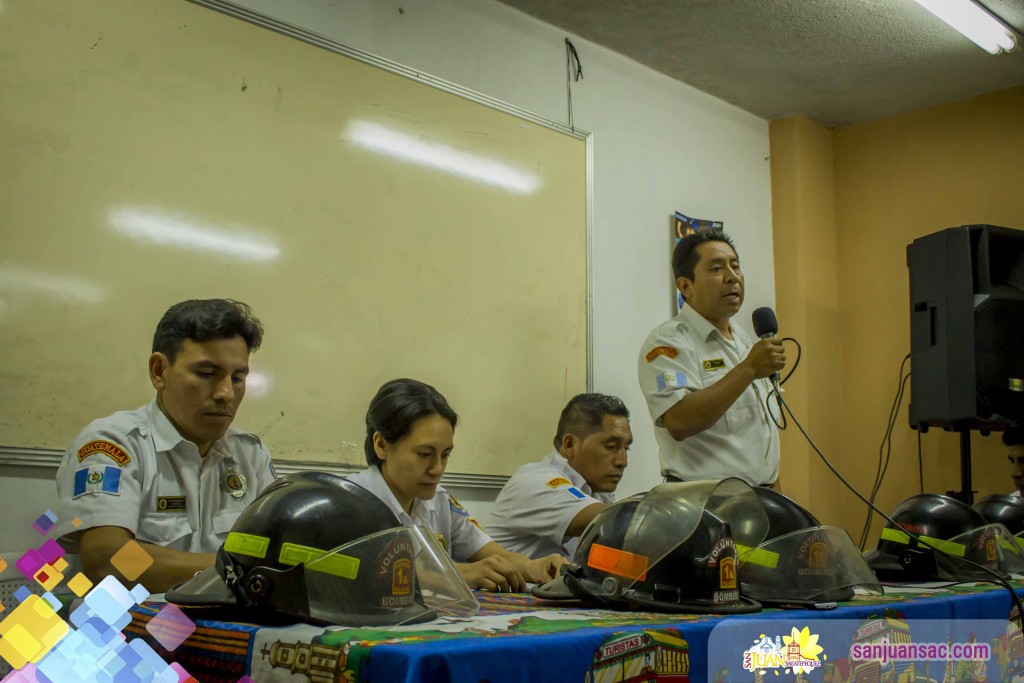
[0,0,589,476]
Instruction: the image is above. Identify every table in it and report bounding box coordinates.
[126,582,1024,682]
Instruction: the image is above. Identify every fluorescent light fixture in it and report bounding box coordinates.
[914,0,1017,54]
[109,207,281,262]
[342,121,541,194]
[0,263,105,304]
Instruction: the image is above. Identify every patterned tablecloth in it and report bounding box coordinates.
[126,582,1024,682]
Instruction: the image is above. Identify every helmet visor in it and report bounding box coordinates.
[934,523,1024,580]
[581,478,767,599]
[304,525,478,626]
[738,526,881,603]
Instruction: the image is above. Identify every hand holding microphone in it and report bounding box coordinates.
[750,307,786,389]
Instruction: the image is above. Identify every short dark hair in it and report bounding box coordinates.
[1004,426,1024,447]
[672,228,738,281]
[364,379,459,467]
[152,299,264,363]
[553,393,630,449]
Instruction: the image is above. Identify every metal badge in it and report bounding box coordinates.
[221,468,248,499]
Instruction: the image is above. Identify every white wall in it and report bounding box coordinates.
[0,0,773,552]
[231,0,775,499]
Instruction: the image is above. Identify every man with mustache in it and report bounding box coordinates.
[637,228,785,488]
[53,299,275,592]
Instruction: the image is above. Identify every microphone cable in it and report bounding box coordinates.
[765,337,801,431]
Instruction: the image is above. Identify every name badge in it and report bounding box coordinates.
[157,496,187,512]
[703,358,726,371]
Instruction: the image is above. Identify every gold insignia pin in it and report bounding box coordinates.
[220,468,248,498]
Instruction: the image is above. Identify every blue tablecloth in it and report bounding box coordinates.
[127,582,1024,682]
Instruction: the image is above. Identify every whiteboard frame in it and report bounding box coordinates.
[190,0,595,403]
[0,0,594,490]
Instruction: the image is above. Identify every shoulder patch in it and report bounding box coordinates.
[703,358,727,371]
[448,494,469,517]
[546,476,572,488]
[78,440,131,466]
[645,345,679,362]
[73,465,122,498]
[468,518,486,532]
[656,372,687,391]
[565,487,587,500]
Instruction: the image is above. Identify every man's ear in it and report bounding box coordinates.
[373,432,389,462]
[561,433,577,460]
[676,276,693,302]
[149,352,170,390]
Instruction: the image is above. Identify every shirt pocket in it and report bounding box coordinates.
[698,366,732,435]
[213,508,242,538]
[137,513,191,547]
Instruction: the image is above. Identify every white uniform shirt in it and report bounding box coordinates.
[488,451,614,559]
[347,465,492,562]
[638,304,780,486]
[54,401,276,553]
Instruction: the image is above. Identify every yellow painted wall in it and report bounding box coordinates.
[770,85,1024,544]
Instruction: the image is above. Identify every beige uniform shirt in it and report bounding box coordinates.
[638,304,780,485]
[347,465,492,562]
[54,401,276,553]
[489,451,614,559]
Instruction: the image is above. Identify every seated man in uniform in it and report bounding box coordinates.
[53,299,276,592]
[488,393,632,559]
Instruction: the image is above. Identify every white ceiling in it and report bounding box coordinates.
[494,0,1024,126]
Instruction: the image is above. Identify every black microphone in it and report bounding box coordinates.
[751,307,782,392]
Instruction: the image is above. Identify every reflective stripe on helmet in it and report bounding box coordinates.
[735,543,779,569]
[280,542,360,579]
[587,543,649,581]
[881,527,966,557]
[880,527,910,545]
[225,532,270,559]
[918,535,965,557]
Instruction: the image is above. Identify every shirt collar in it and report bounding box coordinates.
[146,400,235,461]
[148,400,189,452]
[677,303,738,343]
[544,450,592,495]
[363,464,435,522]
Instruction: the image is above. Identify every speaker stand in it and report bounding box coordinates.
[947,430,974,505]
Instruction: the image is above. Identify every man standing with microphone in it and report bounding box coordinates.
[637,228,786,487]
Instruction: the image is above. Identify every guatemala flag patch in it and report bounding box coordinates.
[656,371,687,391]
[73,465,122,498]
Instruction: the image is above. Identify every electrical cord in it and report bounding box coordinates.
[777,389,1024,634]
[858,354,911,550]
[564,39,583,131]
[766,337,801,431]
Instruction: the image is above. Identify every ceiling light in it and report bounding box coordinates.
[109,207,281,262]
[914,0,1017,54]
[342,121,541,195]
[0,264,105,304]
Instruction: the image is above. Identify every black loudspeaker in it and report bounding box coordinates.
[907,225,1024,432]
